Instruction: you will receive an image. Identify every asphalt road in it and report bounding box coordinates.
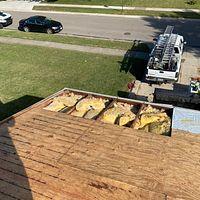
[6,11,200,47]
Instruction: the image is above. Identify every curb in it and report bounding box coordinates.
[30,9,200,21]
[4,27,133,42]
[38,3,200,13]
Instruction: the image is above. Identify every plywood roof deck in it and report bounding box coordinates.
[0,101,200,200]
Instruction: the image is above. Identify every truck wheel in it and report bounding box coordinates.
[0,24,3,29]
[23,26,29,32]
[47,28,53,34]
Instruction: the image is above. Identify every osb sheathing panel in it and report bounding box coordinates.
[0,107,199,200]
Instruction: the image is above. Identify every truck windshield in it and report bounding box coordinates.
[174,47,179,54]
[0,12,6,17]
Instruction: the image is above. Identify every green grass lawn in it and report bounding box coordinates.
[0,43,133,120]
[34,6,200,19]
[44,0,200,9]
[0,29,132,50]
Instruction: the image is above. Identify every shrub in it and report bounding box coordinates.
[186,0,197,5]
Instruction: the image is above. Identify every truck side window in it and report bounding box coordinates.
[174,47,179,54]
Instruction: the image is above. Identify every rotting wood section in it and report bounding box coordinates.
[0,106,200,200]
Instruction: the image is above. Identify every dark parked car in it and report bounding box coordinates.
[18,16,63,34]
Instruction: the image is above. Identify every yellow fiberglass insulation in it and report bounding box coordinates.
[134,105,171,135]
[44,93,82,112]
[43,100,66,112]
[84,109,102,119]
[102,102,136,126]
[76,97,107,111]
[141,119,171,135]
[71,97,107,119]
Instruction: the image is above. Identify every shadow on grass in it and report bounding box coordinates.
[117,40,153,99]
[119,40,152,80]
[158,11,200,20]
[0,95,43,121]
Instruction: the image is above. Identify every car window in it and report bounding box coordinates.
[35,19,43,25]
[0,12,6,17]
[38,16,46,21]
[28,18,36,24]
[44,19,51,24]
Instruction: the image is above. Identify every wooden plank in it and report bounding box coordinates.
[11,122,81,145]
[59,130,166,194]
[0,149,165,200]
[0,179,50,200]
[0,150,60,178]
[23,109,94,130]
[56,164,165,200]
[0,143,59,168]
[0,102,199,200]
[0,192,17,200]
[0,132,68,154]
[0,168,55,199]
[163,136,200,200]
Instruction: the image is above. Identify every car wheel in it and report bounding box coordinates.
[47,28,53,34]
[0,24,3,29]
[23,26,30,32]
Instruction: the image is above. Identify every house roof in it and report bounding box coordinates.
[0,88,200,200]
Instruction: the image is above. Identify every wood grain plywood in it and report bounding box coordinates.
[0,106,199,200]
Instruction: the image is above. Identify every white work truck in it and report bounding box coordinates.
[146,26,185,83]
[0,11,12,28]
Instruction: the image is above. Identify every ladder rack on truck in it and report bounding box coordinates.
[146,26,185,82]
[161,34,178,67]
